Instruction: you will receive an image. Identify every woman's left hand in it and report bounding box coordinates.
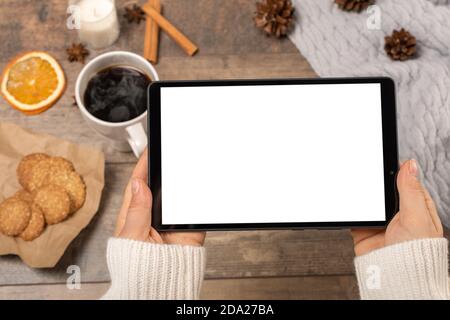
[114,148,205,247]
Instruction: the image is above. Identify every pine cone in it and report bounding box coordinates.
[253,0,295,38]
[384,28,417,61]
[335,0,374,12]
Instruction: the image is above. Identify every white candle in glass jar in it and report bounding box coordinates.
[76,0,120,49]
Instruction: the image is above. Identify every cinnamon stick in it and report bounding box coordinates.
[142,3,198,56]
[143,0,161,63]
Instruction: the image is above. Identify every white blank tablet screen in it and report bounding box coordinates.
[160,84,385,224]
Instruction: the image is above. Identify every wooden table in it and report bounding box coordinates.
[0,0,406,300]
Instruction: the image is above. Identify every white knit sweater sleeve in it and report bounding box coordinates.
[101,238,206,300]
[354,238,450,300]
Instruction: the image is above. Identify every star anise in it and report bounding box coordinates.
[66,43,90,64]
[124,4,146,24]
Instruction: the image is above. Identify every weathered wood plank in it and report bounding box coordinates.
[0,0,328,287]
[0,161,357,285]
[0,53,315,164]
[2,0,447,295]
[0,163,133,285]
[201,275,359,300]
[0,275,359,300]
[0,0,315,164]
[0,161,448,285]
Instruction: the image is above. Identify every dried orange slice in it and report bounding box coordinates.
[1,51,66,115]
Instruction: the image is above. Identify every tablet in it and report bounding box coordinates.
[149,78,398,231]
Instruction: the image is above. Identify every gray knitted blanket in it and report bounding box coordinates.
[289,0,450,227]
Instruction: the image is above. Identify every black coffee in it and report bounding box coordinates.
[84,66,151,123]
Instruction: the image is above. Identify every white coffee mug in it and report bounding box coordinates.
[75,51,158,157]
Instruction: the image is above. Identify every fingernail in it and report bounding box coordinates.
[409,159,418,176]
[132,178,140,194]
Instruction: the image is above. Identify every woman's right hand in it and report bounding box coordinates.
[351,159,444,256]
[114,148,205,247]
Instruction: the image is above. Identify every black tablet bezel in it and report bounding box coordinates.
[148,77,398,231]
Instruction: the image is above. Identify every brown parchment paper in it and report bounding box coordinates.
[0,122,105,268]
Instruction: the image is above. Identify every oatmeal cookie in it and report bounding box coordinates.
[17,153,50,189]
[14,189,34,203]
[24,156,75,192]
[0,197,31,236]
[33,184,71,225]
[48,171,86,213]
[19,203,45,241]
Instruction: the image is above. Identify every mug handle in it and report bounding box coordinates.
[126,122,148,158]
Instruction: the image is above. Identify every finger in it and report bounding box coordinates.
[353,231,385,257]
[149,227,165,244]
[396,159,429,218]
[350,229,384,244]
[114,181,132,236]
[161,231,206,246]
[114,149,149,236]
[132,147,148,181]
[422,187,443,235]
[119,178,153,241]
